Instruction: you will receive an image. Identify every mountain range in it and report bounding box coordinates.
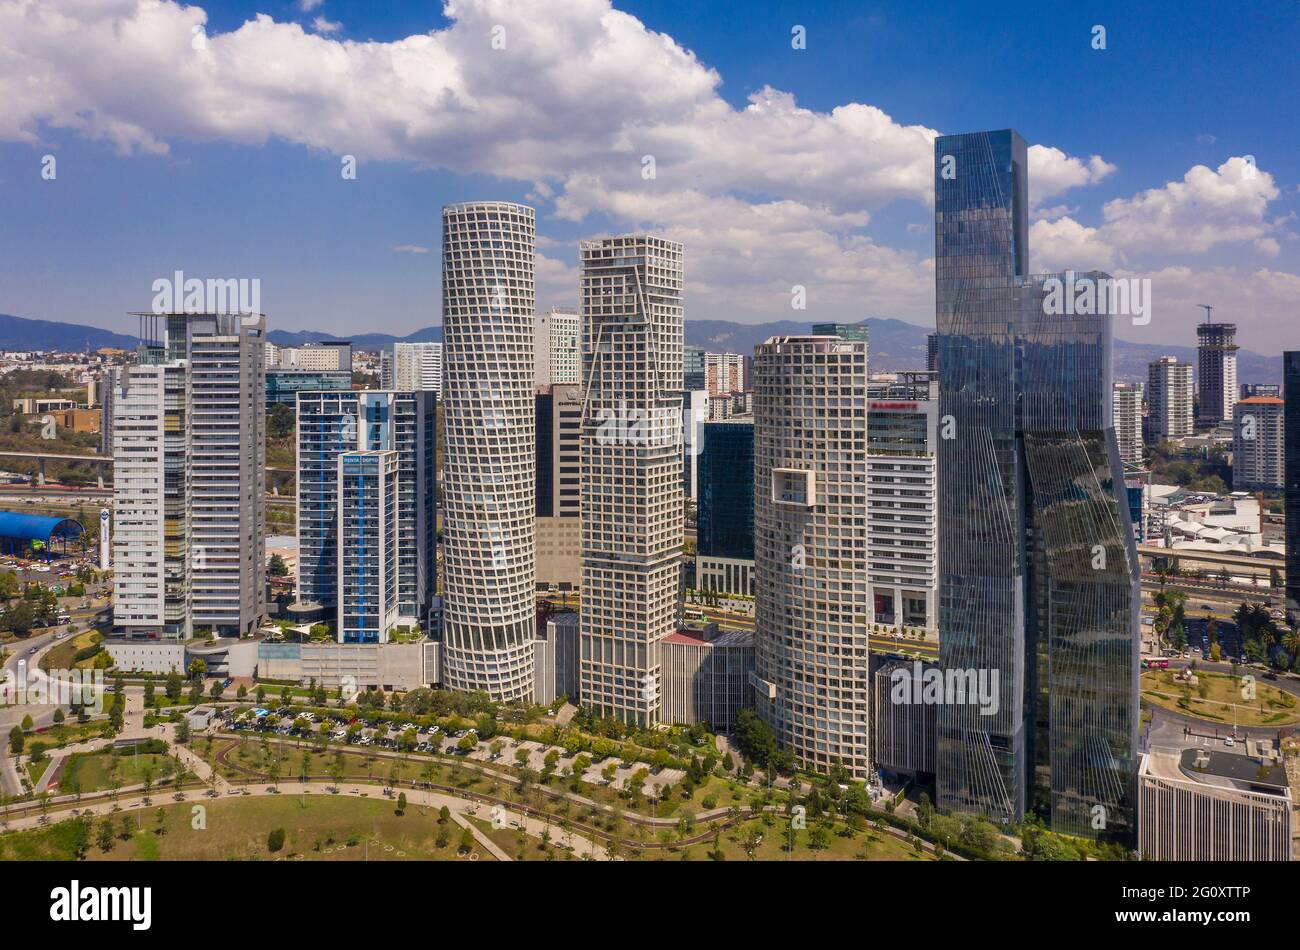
[0,312,1282,383]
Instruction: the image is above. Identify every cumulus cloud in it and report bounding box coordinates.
[392,244,430,254]
[311,16,341,34]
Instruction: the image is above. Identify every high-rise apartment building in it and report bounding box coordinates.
[295,390,437,640]
[1232,396,1285,489]
[1285,352,1300,624]
[867,372,938,633]
[1196,320,1238,430]
[534,308,581,387]
[98,365,120,458]
[1146,357,1194,443]
[111,360,190,639]
[441,201,537,701]
[113,313,267,639]
[704,352,745,395]
[337,450,401,643]
[752,335,872,777]
[934,129,1139,838]
[535,383,582,590]
[579,235,684,725]
[381,341,443,396]
[1112,383,1144,465]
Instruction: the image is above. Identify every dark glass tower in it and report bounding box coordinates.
[1285,352,1300,625]
[698,420,755,560]
[935,129,1139,839]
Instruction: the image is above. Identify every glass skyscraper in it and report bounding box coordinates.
[1285,352,1300,625]
[698,419,755,560]
[935,129,1139,839]
[296,390,437,641]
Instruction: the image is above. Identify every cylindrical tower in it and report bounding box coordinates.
[440,201,537,700]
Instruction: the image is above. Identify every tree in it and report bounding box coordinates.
[267,403,295,440]
[186,658,207,683]
[397,792,407,814]
[164,668,183,701]
[458,825,475,854]
[267,828,286,852]
[97,817,115,853]
[20,714,33,732]
[8,725,23,755]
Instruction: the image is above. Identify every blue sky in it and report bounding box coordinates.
[1,0,1296,351]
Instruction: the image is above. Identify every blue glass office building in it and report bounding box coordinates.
[935,129,1139,838]
[698,420,754,560]
[297,390,436,641]
[338,450,401,642]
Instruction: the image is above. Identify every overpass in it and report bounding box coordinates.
[1138,543,1286,588]
[0,450,111,488]
[0,451,296,495]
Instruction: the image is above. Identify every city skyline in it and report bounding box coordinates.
[2,1,1298,353]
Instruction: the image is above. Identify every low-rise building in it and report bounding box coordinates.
[660,625,754,731]
[1139,746,1292,861]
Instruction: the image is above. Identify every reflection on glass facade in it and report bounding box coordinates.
[296,390,437,637]
[698,420,755,560]
[1286,352,1300,624]
[935,129,1139,839]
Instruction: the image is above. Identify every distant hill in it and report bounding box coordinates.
[1,312,1282,383]
[0,313,138,351]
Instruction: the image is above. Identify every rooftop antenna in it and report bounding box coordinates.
[1198,304,1213,324]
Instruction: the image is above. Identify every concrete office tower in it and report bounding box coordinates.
[1232,396,1285,489]
[180,313,266,637]
[381,341,443,396]
[111,361,190,639]
[1146,357,1194,442]
[534,308,581,387]
[752,335,872,777]
[1112,383,1144,465]
[704,352,745,395]
[867,372,938,633]
[1285,353,1300,625]
[296,390,437,638]
[337,450,401,643]
[579,234,684,725]
[441,201,537,701]
[934,130,1139,838]
[1196,320,1239,429]
[535,383,583,590]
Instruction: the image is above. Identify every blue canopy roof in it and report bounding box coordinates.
[0,511,84,544]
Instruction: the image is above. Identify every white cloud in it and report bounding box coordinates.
[0,0,1292,341]
[311,16,341,34]
[392,244,430,254]
[1027,146,1115,207]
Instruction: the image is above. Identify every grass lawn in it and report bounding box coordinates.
[466,815,574,861]
[25,759,48,787]
[62,751,176,794]
[79,795,495,861]
[39,629,104,671]
[1140,670,1300,726]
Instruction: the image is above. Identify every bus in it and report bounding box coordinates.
[1142,657,1170,670]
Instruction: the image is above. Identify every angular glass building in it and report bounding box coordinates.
[934,129,1139,839]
